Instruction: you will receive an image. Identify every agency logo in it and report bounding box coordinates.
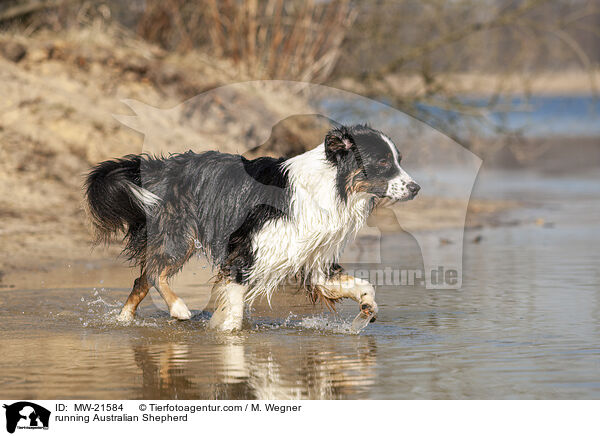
[2,402,50,434]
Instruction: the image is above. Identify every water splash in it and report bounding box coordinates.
[298,315,361,334]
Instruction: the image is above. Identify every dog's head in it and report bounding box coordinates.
[324,125,420,203]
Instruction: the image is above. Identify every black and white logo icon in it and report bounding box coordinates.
[3,402,50,434]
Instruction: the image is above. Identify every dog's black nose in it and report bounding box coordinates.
[407,182,420,196]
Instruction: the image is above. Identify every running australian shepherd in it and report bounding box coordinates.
[84,124,420,330]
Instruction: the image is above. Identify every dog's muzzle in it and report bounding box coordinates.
[384,172,420,202]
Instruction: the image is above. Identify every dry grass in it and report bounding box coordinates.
[137,0,356,83]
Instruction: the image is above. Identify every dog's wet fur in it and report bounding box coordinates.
[85,124,419,325]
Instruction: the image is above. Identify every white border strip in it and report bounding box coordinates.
[0,400,596,435]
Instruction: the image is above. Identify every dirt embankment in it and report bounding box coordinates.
[0,28,311,276]
[0,28,513,286]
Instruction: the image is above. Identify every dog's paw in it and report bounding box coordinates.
[170,298,192,320]
[360,301,378,322]
[208,320,242,332]
[117,308,135,323]
[351,301,378,332]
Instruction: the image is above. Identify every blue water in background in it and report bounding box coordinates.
[320,95,600,138]
[418,95,600,137]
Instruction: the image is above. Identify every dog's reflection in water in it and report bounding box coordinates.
[131,336,377,399]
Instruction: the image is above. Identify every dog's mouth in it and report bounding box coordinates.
[378,192,416,206]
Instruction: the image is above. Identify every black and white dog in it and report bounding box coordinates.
[85,124,419,330]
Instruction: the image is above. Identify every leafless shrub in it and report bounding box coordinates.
[136,0,356,83]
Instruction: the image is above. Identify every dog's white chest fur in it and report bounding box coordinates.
[246,145,372,302]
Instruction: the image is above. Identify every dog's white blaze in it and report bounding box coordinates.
[245,144,372,303]
[380,134,416,200]
[380,133,402,172]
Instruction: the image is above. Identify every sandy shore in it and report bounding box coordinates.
[333,69,600,98]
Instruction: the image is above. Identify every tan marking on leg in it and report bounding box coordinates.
[157,270,179,307]
[315,274,358,300]
[118,273,150,322]
[156,269,192,320]
[338,273,358,289]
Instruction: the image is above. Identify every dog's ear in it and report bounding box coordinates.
[324,128,353,161]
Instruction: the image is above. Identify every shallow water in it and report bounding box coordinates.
[320,95,600,137]
[1,169,600,399]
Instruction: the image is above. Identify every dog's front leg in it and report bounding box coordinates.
[208,280,246,331]
[317,273,378,320]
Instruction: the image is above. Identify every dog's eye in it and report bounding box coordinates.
[378,159,391,167]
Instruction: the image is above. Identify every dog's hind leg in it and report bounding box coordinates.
[155,269,192,320]
[118,271,151,322]
[208,279,246,331]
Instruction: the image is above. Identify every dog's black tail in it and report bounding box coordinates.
[84,155,160,243]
